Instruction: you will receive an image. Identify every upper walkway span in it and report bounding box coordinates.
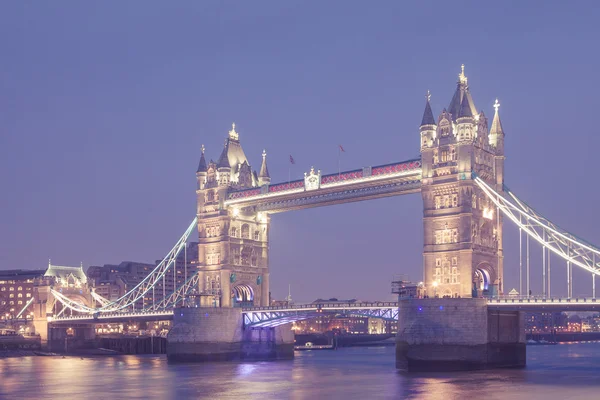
[224,159,422,213]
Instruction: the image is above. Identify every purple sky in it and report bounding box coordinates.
[1,1,600,302]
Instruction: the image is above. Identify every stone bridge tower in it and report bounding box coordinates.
[420,66,505,298]
[195,124,271,307]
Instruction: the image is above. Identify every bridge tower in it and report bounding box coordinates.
[195,124,271,307]
[420,66,505,298]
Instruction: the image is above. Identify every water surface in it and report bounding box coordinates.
[1,343,599,399]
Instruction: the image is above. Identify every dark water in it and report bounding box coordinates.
[1,343,600,399]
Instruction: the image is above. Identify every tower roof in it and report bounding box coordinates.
[421,91,436,126]
[217,140,230,169]
[458,91,473,118]
[259,149,270,178]
[196,145,207,173]
[448,65,477,121]
[490,99,504,135]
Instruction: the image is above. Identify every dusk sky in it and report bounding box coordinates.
[1,1,600,302]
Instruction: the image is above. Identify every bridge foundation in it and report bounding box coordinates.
[396,298,525,372]
[166,307,294,362]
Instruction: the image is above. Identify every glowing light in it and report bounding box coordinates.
[483,207,494,220]
[432,281,439,288]
[232,208,239,217]
[46,316,53,322]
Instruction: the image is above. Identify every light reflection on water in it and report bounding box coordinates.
[1,343,600,399]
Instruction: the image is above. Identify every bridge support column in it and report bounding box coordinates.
[167,307,293,362]
[396,298,525,372]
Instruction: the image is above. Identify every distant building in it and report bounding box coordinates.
[0,269,45,320]
[525,312,567,332]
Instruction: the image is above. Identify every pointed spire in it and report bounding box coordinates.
[458,91,473,119]
[259,149,270,178]
[217,139,230,169]
[421,90,436,126]
[490,99,504,135]
[196,144,207,173]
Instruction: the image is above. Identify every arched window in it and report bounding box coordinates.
[231,227,238,237]
[18,293,22,298]
[17,286,22,291]
[241,224,250,239]
[254,230,260,241]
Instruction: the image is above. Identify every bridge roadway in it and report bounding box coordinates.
[49,298,600,326]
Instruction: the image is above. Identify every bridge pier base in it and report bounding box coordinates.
[167,307,294,362]
[396,298,526,372]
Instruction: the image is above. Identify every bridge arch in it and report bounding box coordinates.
[232,284,254,307]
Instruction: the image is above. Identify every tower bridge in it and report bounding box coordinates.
[34,66,600,370]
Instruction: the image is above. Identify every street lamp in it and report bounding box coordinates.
[432,281,439,298]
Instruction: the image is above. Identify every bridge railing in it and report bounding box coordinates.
[243,301,399,312]
[488,297,597,304]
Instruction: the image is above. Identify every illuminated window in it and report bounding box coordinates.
[9,287,14,291]
[17,286,22,291]
[18,301,22,305]
[17,293,22,298]
[434,196,441,209]
[9,294,14,298]
[0,287,5,291]
[452,194,458,208]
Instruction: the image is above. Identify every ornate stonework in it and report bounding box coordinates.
[421,66,505,298]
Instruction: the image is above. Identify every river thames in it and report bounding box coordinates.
[1,343,599,399]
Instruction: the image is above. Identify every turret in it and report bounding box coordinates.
[196,145,208,189]
[489,99,505,153]
[258,149,271,186]
[420,91,437,150]
[456,93,475,142]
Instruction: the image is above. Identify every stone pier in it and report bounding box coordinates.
[396,298,526,372]
[166,307,294,362]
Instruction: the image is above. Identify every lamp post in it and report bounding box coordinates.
[432,281,439,298]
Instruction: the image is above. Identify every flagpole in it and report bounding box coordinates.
[338,147,341,178]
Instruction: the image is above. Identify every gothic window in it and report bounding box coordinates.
[232,248,241,265]
[241,224,250,239]
[435,267,441,276]
[435,258,441,267]
[441,150,449,162]
[434,196,441,210]
[450,147,456,161]
[452,229,458,243]
[444,195,450,208]
[452,194,458,208]
[251,253,258,267]
[231,227,238,237]
[452,257,458,266]
[472,193,477,209]
[254,230,260,241]
[433,150,439,164]
[207,191,215,202]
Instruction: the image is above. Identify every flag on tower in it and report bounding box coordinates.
[289,155,295,164]
[339,145,345,152]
